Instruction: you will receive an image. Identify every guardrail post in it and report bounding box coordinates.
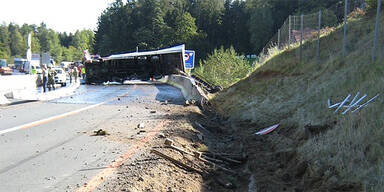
[373,0,382,62]
[316,10,322,64]
[288,15,291,48]
[300,14,303,64]
[278,29,281,49]
[343,0,348,56]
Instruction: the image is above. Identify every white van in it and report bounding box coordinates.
[53,68,67,86]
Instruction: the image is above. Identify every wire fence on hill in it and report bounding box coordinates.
[259,0,383,64]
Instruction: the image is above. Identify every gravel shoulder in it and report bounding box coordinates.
[86,97,249,192]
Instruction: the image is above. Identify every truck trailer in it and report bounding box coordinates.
[85,45,186,84]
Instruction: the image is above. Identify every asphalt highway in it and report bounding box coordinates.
[0,84,184,192]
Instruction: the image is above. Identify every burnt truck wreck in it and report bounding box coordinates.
[85,45,186,83]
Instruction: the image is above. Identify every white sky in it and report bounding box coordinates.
[0,0,114,33]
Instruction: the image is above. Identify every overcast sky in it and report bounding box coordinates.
[0,0,114,33]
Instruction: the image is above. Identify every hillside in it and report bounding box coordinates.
[211,10,383,191]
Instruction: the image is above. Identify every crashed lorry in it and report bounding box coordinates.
[85,45,187,84]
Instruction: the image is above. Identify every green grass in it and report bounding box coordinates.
[211,10,384,191]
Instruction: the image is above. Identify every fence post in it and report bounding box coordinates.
[278,29,281,49]
[316,10,322,64]
[288,15,291,48]
[300,14,303,63]
[373,0,382,62]
[343,0,348,56]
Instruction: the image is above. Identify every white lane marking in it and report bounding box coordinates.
[0,102,105,135]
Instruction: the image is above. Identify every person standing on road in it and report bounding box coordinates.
[73,67,78,83]
[69,67,73,83]
[31,66,37,75]
[77,66,81,78]
[81,66,86,80]
[47,67,56,91]
[42,64,48,92]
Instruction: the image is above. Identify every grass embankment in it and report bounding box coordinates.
[211,11,383,191]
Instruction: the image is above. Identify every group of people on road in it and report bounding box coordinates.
[40,64,86,93]
[68,65,85,84]
[41,64,57,93]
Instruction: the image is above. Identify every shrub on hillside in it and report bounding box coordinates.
[366,0,378,11]
[194,47,252,88]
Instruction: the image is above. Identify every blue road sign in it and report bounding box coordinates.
[184,50,195,69]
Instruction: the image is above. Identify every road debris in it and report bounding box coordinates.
[151,149,203,174]
[214,177,235,189]
[166,143,193,156]
[254,124,279,135]
[92,129,109,136]
[138,123,145,129]
[202,152,246,161]
[195,122,211,133]
[203,152,243,165]
[163,138,239,175]
[137,130,146,134]
[197,133,204,141]
[164,138,174,146]
[328,93,380,114]
[158,133,166,138]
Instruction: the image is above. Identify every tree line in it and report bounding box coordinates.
[94,0,345,61]
[0,23,94,63]
[0,0,350,65]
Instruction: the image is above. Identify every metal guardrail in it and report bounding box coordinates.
[191,74,222,94]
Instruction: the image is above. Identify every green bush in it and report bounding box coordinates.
[193,46,252,88]
[366,0,378,10]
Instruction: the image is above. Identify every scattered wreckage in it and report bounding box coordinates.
[328,92,380,114]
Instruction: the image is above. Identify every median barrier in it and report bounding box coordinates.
[0,75,38,104]
[162,75,207,104]
[0,75,80,105]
